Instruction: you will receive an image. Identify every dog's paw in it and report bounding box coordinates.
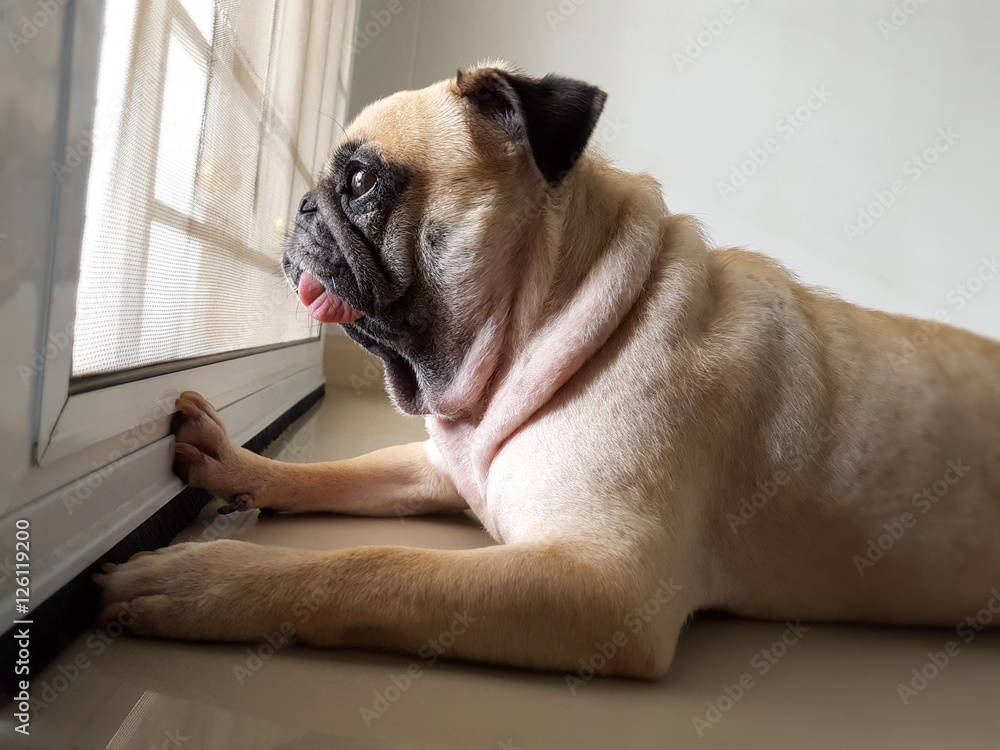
[93,540,298,641]
[171,391,270,513]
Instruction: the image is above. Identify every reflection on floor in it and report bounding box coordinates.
[6,387,999,749]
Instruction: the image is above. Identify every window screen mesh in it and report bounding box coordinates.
[72,0,354,378]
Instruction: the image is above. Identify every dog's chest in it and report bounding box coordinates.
[425,420,495,526]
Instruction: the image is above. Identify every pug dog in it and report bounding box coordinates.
[96,62,1000,679]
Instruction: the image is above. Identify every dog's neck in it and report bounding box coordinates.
[427,157,692,513]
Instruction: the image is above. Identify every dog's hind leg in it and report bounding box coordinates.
[171,391,465,516]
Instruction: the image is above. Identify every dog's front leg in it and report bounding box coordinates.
[170,391,465,516]
[96,539,681,678]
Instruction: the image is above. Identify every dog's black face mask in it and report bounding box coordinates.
[282,141,452,416]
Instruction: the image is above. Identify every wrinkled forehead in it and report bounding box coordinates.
[329,80,471,176]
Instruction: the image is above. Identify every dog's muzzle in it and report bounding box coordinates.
[288,191,364,324]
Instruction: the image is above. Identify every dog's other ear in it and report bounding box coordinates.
[456,66,607,186]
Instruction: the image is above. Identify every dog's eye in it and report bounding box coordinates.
[348,168,377,198]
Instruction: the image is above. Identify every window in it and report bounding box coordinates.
[73,0,336,383]
[1,0,356,618]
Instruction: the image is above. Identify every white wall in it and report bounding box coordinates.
[347,0,999,341]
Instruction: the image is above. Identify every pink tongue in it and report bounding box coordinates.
[298,272,364,324]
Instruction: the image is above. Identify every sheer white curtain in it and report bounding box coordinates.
[72,0,354,378]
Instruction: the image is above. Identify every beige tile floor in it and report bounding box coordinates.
[7,387,1000,749]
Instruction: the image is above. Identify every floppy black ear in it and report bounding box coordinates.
[457,67,607,186]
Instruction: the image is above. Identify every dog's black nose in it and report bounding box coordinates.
[298,191,317,214]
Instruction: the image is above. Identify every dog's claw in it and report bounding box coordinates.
[175,397,203,421]
[218,493,252,515]
[174,443,203,462]
[172,442,203,484]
